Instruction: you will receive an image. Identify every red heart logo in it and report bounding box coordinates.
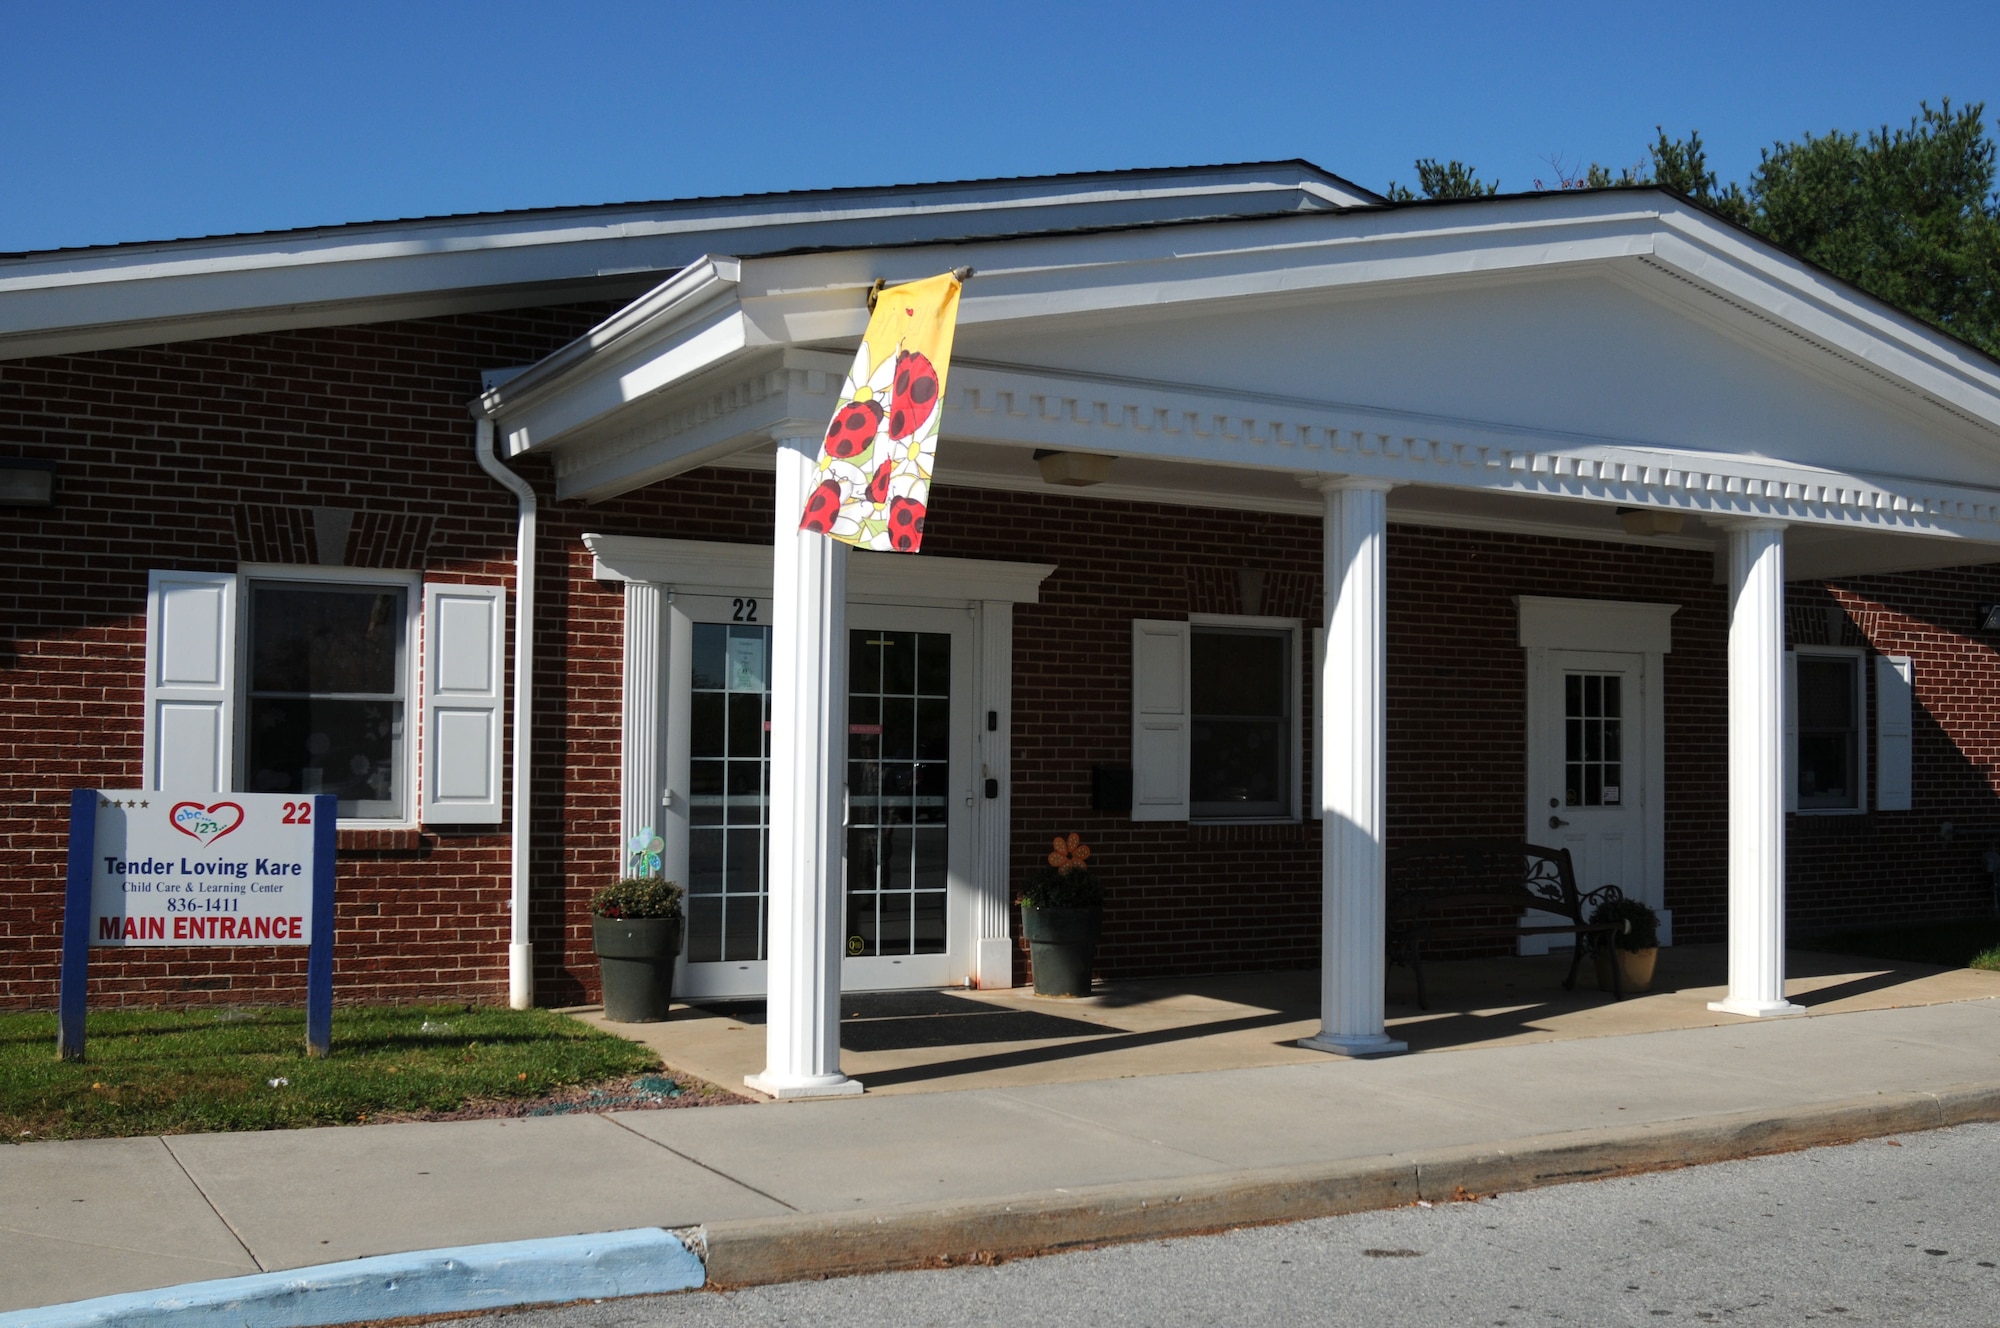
[170,801,245,846]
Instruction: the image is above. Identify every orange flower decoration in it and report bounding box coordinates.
[1047,833,1092,875]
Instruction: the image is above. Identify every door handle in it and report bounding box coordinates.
[1549,815,1570,829]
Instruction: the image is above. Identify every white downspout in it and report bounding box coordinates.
[474,416,536,1009]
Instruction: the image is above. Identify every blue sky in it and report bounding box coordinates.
[3,0,1996,254]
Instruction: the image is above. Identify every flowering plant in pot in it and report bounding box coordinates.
[1589,894,1661,994]
[591,828,684,1023]
[1018,833,1104,997]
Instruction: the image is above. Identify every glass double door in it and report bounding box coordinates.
[669,598,972,998]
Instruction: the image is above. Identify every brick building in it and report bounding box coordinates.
[6,164,2000,1094]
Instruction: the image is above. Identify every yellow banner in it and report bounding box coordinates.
[799,272,961,552]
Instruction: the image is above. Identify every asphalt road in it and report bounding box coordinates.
[457,1121,2000,1327]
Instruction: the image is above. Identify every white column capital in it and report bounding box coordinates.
[1712,516,1790,533]
[1301,474,1399,496]
[767,422,825,449]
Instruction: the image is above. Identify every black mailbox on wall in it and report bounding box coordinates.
[1091,764,1133,814]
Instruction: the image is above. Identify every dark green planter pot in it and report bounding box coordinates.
[1022,904,1100,997]
[592,915,682,1023]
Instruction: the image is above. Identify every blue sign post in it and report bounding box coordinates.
[58,790,337,1061]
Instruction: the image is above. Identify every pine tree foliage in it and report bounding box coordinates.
[1385,158,1500,201]
[1389,102,2000,355]
[1745,102,1999,356]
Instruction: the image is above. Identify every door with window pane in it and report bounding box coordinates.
[1530,651,1647,913]
[681,620,773,982]
[668,598,973,998]
[843,606,971,991]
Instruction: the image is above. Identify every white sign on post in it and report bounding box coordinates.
[91,793,321,946]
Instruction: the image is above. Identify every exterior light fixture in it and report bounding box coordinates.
[1616,506,1683,536]
[1033,450,1114,487]
[0,458,56,507]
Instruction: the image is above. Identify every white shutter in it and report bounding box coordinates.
[1130,619,1190,821]
[1310,626,1326,821]
[1783,651,1798,814]
[1875,654,1913,812]
[422,582,506,825]
[144,571,237,793]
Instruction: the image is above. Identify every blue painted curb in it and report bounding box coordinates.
[0,1227,705,1328]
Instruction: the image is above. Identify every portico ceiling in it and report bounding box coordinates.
[473,189,2000,580]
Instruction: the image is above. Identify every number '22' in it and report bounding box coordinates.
[280,801,314,825]
[732,598,759,623]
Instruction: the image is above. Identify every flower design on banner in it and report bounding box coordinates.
[799,272,961,553]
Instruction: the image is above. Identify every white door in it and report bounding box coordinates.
[841,605,976,992]
[667,596,974,998]
[1528,650,1648,914]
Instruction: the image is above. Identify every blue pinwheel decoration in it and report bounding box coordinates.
[626,826,665,879]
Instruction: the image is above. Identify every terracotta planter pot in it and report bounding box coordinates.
[1594,944,1658,994]
[1617,945,1658,993]
[592,915,682,1023]
[1022,904,1100,997]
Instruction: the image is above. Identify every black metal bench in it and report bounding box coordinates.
[1386,839,1625,1010]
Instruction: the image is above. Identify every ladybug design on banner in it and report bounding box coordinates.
[799,271,962,553]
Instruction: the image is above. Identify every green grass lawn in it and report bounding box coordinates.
[1797,918,2000,972]
[0,1005,664,1141]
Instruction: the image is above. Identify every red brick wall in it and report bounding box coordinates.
[1784,576,2000,931]
[6,308,1998,1010]
[0,307,612,1008]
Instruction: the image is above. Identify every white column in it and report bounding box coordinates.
[974,599,1015,988]
[1709,521,1805,1018]
[1301,478,1407,1057]
[620,581,666,857]
[747,435,863,1098]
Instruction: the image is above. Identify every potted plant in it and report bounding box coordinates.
[1590,895,1661,994]
[1018,833,1103,997]
[591,828,684,1023]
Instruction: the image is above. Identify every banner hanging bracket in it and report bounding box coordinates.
[866,268,975,312]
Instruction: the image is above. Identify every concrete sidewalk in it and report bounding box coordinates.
[4,995,2000,1317]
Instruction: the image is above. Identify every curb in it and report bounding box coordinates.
[697,1082,2000,1287]
[0,1229,704,1328]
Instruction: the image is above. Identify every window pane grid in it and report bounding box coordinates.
[244,582,406,819]
[1189,626,1291,819]
[1563,672,1623,807]
[1797,655,1860,810]
[847,629,949,959]
[686,624,771,965]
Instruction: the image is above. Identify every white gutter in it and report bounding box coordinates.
[473,416,537,1009]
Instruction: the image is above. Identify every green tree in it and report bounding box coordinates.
[1393,103,2000,355]
[1745,101,1999,354]
[1385,158,1499,201]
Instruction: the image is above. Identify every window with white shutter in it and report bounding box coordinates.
[1875,654,1913,812]
[1131,616,1303,823]
[146,566,423,822]
[1790,648,1866,814]
[1130,619,1190,821]
[144,570,239,793]
[421,582,506,825]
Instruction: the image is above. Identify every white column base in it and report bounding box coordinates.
[508,942,534,1010]
[744,1071,865,1100]
[1706,997,1806,1018]
[1299,1032,1408,1058]
[974,937,1015,990]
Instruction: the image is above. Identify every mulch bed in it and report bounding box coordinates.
[373,1072,753,1123]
